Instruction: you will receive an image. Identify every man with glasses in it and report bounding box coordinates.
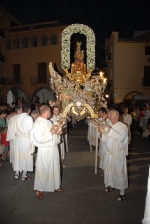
[98,110,128,201]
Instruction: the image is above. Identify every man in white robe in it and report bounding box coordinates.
[87,121,97,149]
[31,105,63,199]
[98,110,128,201]
[6,105,22,169]
[13,104,33,181]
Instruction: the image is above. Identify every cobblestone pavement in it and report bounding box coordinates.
[0,120,149,224]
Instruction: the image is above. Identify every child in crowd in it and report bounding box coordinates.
[0,109,8,129]
[0,127,9,162]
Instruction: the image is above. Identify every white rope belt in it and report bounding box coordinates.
[15,134,29,139]
[38,146,57,149]
[51,146,57,149]
[108,151,113,155]
[107,148,125,155]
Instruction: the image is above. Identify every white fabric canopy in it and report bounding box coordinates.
[7,90,13,106]
[13,94,15,102]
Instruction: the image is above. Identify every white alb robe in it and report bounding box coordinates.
[101,121,128,190]
[13,113,33,172]
[87,121,97,147]
[6,115,18,165]
[32,117,61,192]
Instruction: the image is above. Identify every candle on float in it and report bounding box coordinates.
[99,72,103,79]
[103,78,107,84]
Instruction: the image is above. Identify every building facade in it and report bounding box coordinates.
[4,21,68,104]
[0,5,21,104]
[105,31,150,106]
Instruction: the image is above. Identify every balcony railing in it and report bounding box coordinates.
[31,76,50,84]
[0,29,5,38]
[0,76,6,85]
[142,78,150,86]
[0,53,5,63]
[6,77,23,85]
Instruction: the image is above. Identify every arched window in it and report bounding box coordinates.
[31,36,38,47]
[41,35,48,46]
[14,38,20,49]
[22,37,29,48]
[50,34,58,45]
[38,62,47,83]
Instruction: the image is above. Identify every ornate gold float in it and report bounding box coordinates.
[49,24,107,121]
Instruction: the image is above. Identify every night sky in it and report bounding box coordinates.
[1,0,150,66]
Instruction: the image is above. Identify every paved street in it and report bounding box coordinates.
[0,120,150,224]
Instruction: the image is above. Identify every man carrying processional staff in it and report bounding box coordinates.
[98,110,128,201]
[31,105,64,199]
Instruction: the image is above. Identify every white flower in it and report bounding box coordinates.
[61,24,95,70]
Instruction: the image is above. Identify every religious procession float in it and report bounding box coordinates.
[49,24,108,126]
